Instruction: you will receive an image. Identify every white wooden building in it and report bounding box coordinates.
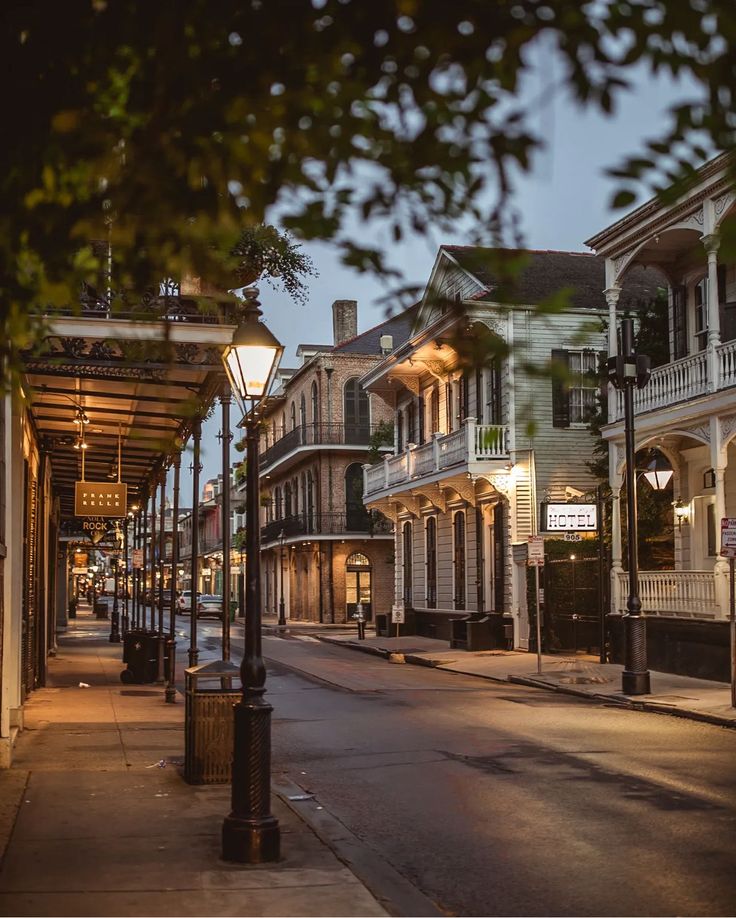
[586,153,736,680]
[362,245,658,647]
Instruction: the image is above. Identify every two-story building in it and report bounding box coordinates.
[362,245,658,647]
[257,300,414,624]
[586,152,736,681]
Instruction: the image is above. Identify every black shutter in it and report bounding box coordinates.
[418,395,425,444]
[717,265,732,341]
[673,284,687,359]
[475,368,483,421]
[551,349,570,428]
[493,502,505,613]
[397,410,404,452]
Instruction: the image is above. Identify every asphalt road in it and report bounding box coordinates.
[194,623,736,917]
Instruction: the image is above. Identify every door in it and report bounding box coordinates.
[345,552,372,619]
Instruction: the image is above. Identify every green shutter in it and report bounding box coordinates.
[551,349,570,428]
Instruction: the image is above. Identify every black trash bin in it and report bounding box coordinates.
[450,616,470,649]
[375,613,389,637]
[466,615,494,651]
[121,630,158,684]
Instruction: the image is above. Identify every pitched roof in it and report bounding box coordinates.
[443,246,661,310]
[332,305,419,354]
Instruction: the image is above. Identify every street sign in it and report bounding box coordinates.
[131,548,143,569]
[392,602,405,624]
[721,518,736,558]
[527,535,545,567]
[540,502,598,532]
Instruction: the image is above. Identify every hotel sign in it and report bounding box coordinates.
[540,502,598,533]
[74,482,127,518]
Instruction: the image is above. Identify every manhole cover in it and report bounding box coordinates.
[119,690,160,697]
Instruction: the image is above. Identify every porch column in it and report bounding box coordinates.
[703,234,721,392]
[609,443,623,615]
[605,286,621,423]
[711,416,729,617]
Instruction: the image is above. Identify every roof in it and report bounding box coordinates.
[332,305,419,354]
[443,246,661,310]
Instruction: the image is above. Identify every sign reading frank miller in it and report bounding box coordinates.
[540,502,598,533]
[74,481,127,518]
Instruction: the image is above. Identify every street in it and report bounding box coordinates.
[191,623,736,917]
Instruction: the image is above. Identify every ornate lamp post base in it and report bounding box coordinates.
[621,615,650,695]
[221,699,280,863]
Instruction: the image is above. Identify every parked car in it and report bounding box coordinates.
[196,595,224,620]
[176,590,201,613]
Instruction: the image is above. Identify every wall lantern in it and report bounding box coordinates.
[641,454,673,491]
[674,497,690,529]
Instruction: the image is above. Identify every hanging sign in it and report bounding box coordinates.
[131,548,144,569]
[540,502,598,533]
[74,482,127,518]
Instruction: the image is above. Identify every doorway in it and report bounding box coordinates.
[345,551,372,619]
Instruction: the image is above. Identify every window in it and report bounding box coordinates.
[406,401,416,444]
[344,376,370,440]
[672,284,688,360]
[311,381,319,424]
[403,521,413,605]
[694,277,708,352]
[306,470,315,532]
[430,386,440,434]
[299,393,307,435]
[397,410,404,452]
[284,482,292,517]
[426,516,437,608]
[446,381,454,432]
[485,359,502,424]
[345,463,367,530]
[453,511,466,609]
[458,371,469,423]
[275,486,282,519]
[290,401,296,431]
[707,502,716,557]
[552,349,600,428]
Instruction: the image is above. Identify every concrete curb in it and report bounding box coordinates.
[315,633,736,731]
[274,777,443,918]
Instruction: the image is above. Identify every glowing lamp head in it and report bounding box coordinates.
[221,292,283,408]
[642,454,673,491]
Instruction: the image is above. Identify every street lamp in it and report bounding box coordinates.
[607,317,652,695]
[278,529,286,627]
[221,288,283,864]
[642,452,673,491]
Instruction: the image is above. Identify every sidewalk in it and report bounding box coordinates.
[0,611,394,917]
[315,631,736,729]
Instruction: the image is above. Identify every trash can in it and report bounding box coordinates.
[120,630,158,684]
[450,616,470,649]
[185,659,241,784]
[466,615,494,651]
[375,613,389,637]
[94,599,109,619]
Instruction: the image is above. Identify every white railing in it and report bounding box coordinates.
[613,351,708,421]
[719,339,736,389]
[364,419,510,497]
[615,570,718,618]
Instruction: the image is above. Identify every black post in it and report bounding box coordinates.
[132,513,139,629]
[142,495,149,629]
[166,452,181,703]
[222,388,232,662]
[278,531,286,627]
[156,472,167,683]
[597,485,606,664]
[150,487,157,633]
[222,414,280,863]
[189,419,202,667]
[109,559,121,642]
[123,519,130,635]
[620,318,651,695]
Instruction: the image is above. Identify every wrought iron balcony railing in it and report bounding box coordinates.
[259,422,386,469]
[261,510,393,543]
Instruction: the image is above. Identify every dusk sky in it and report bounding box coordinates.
[190,62,702,491]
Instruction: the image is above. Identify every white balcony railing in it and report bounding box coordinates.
[719,338,736,389]
[364,420,510,497]
[614,570,719,618]
[612,350,708,421]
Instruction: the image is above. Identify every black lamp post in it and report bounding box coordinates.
[221,287,284,864]
[109,557,121,643]
[278,530,286,627]
[607,317,652,695]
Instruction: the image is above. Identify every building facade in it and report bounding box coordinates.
[587,152,736,680]
[362,245,659,647]
[258,300,414,624]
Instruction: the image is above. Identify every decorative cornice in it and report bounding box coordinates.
[411,484,447,512]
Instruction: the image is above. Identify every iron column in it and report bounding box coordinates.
[156,471,167,683]
[189,419,202,667]
[165,451,181,703]
[222,387,232,662]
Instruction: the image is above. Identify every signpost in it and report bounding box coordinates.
[720,518,736,708]
[392,601,405,638]
[528,536,545,675]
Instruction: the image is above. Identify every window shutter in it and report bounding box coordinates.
[717,265,730,340]
[673,284,687,359]
[551,349,570,428]
[418,395,425,444]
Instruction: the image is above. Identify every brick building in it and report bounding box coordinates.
[258,300,415,623]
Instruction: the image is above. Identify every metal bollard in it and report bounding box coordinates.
[352,605,366,641]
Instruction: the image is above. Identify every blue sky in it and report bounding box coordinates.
[190,63,700,491]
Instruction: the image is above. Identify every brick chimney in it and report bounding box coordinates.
[332,299,358,346]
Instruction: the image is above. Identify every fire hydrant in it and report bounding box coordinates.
[352,604,366,640]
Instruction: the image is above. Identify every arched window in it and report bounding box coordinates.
[290,401,296,431]
[300,472,308,527]
[430,386,440,434]
[306,470,315,533]
[293,477,299,516]
[311,381,319,424]
[284,482,292,517]
[403,521,413,605]
[426,516,437,609]
[344,376,370,442]
[345,552,372,620]
[271,418,277,445]
[299,393,307,437]
[454,511,466,610]
[345,463,367,530]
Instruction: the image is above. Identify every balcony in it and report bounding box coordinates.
[614,570,720,618]
[261,510,393,544]
[610,338,736,422]
[364,420,510,498]
[259,422,388,472]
